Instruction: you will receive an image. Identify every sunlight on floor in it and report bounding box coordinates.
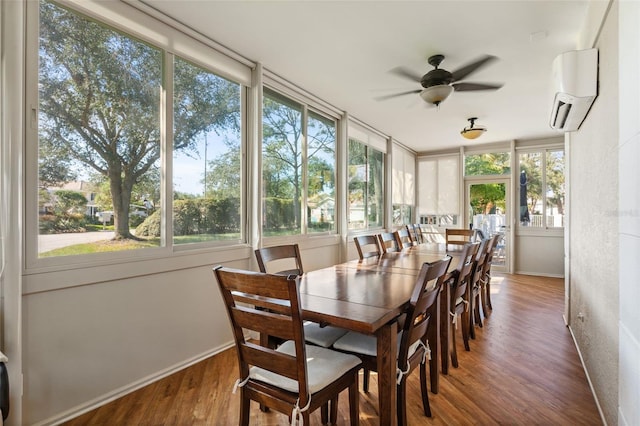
[489,275,504,295]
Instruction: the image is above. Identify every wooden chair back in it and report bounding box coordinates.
[445,228,474,252]
[354,235,381,259]
[378,232,399,253]
[255,244,304,276]
[411,224,424,244]
[214,267,308,395]
[394,226,415,250]
[214,266,361,425]
[447,242,480,367]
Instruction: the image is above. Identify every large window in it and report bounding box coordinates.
[518,149,565,228]
[32,0,246,259]
[173,57,243,245]
[348,139,384,230]
[392,144,415,226]
[464,152,511,176]
[262,89,336,236]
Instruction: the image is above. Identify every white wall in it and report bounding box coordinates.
[514,234,564,277]
[617,1,640,425]
[569,1,619,423]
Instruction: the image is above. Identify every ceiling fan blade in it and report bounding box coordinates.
[389,66,423,83]
[450,55,498,82]
[452,82,503,91]
[374,89,422,101]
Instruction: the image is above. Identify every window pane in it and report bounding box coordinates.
[172,57,243,244]
[368,147,384,229]
[38,0,161,257]
[465,152,511,176]
[348,139,366,230]
[545,150,565,227]
[519,152,542,227]
[262,90,303,236]
[307,112,336,233]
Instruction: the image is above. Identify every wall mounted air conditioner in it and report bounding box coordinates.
[549,48,598,132]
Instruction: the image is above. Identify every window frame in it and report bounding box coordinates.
[24,0,251,271]
[516,145,565,232]
[347,137,386,232]
[260,86,338,239]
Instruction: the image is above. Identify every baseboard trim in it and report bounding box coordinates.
[514,270,564,278]
[567,325,608,426]
[39,342,235,426]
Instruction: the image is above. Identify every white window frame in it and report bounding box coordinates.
[24,0,252,272]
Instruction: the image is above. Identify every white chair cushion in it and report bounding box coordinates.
[333,331,422,359]
[303,322,348,348]
[249,340,361,394]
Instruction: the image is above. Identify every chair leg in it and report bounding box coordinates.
[474,294,483,328]
[450,318,459,368]
[363,369,370,393]
[349,377,360,426]
[397,379,408,426]
[240,393,250,426]
[330,396,338,425]
[321,402,329,424]
[461,309,471,352]
[486,275,493,309]
[420,363,432,417]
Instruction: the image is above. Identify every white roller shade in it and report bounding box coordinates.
[348,121,387,153]
[392,144,415,206]
[62,0,252,86]
[417,155,459,215]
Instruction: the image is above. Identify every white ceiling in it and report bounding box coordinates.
[141,0,589,153]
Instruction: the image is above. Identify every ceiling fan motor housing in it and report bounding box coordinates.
[421,68,453,88]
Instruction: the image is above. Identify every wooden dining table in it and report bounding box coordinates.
[296,244,457,426]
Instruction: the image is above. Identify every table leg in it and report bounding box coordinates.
[376,321,398,426]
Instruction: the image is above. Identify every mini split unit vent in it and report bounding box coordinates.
[549,48,598,132]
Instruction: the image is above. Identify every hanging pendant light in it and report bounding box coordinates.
[460,117,487,139]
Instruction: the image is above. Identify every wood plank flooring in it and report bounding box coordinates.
[64,274,602,425]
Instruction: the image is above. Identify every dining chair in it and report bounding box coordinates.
[446,242,479,368]
[354,235,382,259]
[214,266,362,426]
[411,224,424,244]
[332,257,452,425]
[378,232,400,253]
[394,226,415,250]
[255,244,304,276]
[254,244,348,349]
[480,233,502,312]
[445,228,474,252]
[469,238,490,339]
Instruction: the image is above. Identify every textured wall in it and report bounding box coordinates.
[617,1,640,425]
[569,2,619,424]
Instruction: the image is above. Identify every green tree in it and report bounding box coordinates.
[53,190,87,215]
[204,138,241,200]
[38,1,239,240]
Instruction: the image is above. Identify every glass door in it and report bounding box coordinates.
[466,178,510,272]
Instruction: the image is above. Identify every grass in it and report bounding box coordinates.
[40,238,160,257]
[39,233,240,257]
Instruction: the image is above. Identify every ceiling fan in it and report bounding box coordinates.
[377,54,503,106]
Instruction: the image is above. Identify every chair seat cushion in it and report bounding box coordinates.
[304,322,348,348]
[249,340,361,394]
[332,331,422,359]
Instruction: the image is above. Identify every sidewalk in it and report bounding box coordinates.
[38,231,115,253]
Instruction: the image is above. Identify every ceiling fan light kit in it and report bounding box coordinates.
[420,84,454,106]
[380,53,503,106]
[461,117,487,140]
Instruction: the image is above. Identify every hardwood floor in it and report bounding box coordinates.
[64,274,602,425]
